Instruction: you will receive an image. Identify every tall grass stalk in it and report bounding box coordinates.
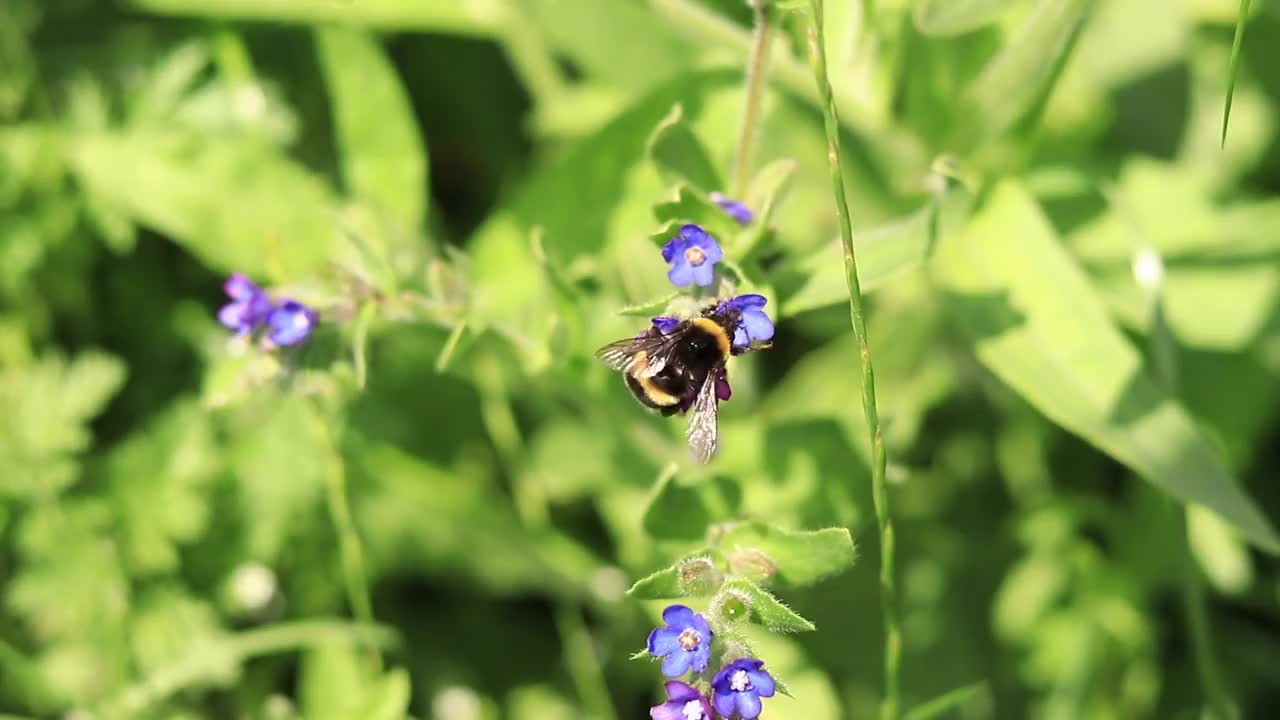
[804,2,899,718]
[730,0,774,198]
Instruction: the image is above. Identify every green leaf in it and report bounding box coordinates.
[781,187,972,315]
[734,157,797,260]
[129,0,506,35]
[0,350,126,497]
[717,522,856,587]
[647,103,723,191]
[652,184,741,245]
[931,180,1280,552]
[641,464,741,540]
[903,682,992,720]
[1188,504,1253,595]
[627,550,723,599]
[317,27,427,234]
[70,130,338,281]
[1222,0,1253,147]
[959,0,1092,142]
[718,578,815,632]
[913,0,1018,36]
[360,668,411,720]
[106,401,221,575]
[617,291,680,317]
[627,564,684,599]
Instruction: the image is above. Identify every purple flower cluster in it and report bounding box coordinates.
[646,605,776,719]
[217,273,318,347]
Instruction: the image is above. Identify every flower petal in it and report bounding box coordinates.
[664,681,701,703]
[733,326,749,349]
[266,300,318,346]
[648,626,681,657]
[713,690,737,717]
[662,236,686,263]
[650,701,684,720]
[736,690,763,719]
[741,309,774,343]
[679,224,709,246]
[661,605,696,628]
[660,649,693,678]
[690,261,716,287]
[701,236,724,263]
[218,302,249,331]
[652,316,681,334]
[668,261,694,287]
[223,272,259,301]
[747,669,775,698]
[730,294,767,311]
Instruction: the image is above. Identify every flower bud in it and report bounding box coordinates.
[678,556,723,596]
[709,586,753,628]
[727,547,776,583]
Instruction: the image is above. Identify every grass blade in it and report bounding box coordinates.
[1222,0,1253,148]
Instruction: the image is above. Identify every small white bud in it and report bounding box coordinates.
[432,686,482,720]
[230,562,277,614]
[1131,247,1165,293]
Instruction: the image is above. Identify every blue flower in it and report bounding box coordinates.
[218,273,273,335]
[650,681,713,720]
[711,658,776,719]
[652,316,682,334]
[265,300,319,346]
[720,294,774,351]
[647,605,713,677]
[662,224,723,287]
[710,192,754,226]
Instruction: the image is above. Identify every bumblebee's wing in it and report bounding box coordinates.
[685,371,720,463]
[595,332,681,378]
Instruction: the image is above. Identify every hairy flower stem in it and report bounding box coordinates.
[804,2,900,718]
[730,0,773,198]
[309,410,380,667]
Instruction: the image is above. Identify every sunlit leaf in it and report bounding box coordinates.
[931,180,1280,552]
[913,0,1018,36]
[317,27,427,235]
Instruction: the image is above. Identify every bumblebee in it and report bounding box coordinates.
[596,301,765,463]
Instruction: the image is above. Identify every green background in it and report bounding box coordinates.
[3,0,1280,718]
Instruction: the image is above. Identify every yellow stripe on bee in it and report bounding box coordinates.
[636,374,680,406]
[629,350,649,374]
[691,317,731,360]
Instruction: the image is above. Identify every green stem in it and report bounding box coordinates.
[1181,530,1234,720]
[804,2,899,719]
[730,1,774,198]
[555,605,619,720]
[309,410,379,666]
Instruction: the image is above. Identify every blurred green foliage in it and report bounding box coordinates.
[3,0,1280,718]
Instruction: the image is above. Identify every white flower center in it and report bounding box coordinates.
[684,246,707,266]
[677,628,701,651]
[729,669,751,692]
[681,699,705,720]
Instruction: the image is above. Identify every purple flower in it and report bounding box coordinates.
[218,273,273,335]
[652,316,682,334]
[648,605,713,677]
[711,658,776,719]
[265,300,319,346]
[710,192,754,226]
[650,681,713,720]
[720,294,774,350]
[662,224,723,288]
